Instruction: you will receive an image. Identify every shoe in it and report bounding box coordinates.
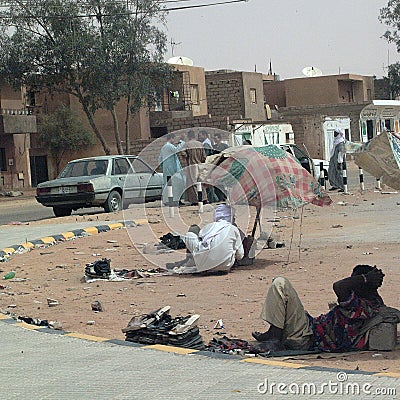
[252,331,270,342]
[338,189,344,192]
[169,314,200,335]
[122,306,171,333]
[328,187,338,191]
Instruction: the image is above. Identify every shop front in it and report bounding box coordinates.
[360,100,400,142]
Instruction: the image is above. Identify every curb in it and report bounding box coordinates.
[0,313,399,379]
[0,219,147,262]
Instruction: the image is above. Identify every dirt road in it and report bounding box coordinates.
[0,183,399,374]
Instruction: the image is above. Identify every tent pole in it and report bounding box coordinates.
[251,207,261,238]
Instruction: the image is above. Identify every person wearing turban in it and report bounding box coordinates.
[173,204,244,274]
[328,128,346,192]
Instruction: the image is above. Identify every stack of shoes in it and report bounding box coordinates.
[122,307,204,350]
[167,314,203,348]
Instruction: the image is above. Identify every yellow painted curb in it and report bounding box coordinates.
[40,237,57,244]
[61,232,75,239]
[0,313,10,320]
[21,242,35,249]
[65,332,109,342]
[84,227,99,235]
[374,372,400,378]
[144,344,198,355]
[2,247,15,254]
[107,223,124,230]
[14,322,46,330]
[241,358,308,369]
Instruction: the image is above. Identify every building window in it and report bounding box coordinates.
[190,84,199,105]
[250,88,257,104]
[0,148,6,171]
[26,90,36,107]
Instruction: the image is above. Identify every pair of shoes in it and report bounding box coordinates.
[122,306,171,332]
[169,314,200,335]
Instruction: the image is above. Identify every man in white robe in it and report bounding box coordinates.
[174,205,244,274]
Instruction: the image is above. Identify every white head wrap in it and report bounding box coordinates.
[214,204,234,223]
[200,205,234,247]
[331,128,345,156]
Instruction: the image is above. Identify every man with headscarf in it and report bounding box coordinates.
[251,265,400,353]
[328,128,346,192]
[173,204,244,274]
[159,133,185,205]
[182,130,208,205]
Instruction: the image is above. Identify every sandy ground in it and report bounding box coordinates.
[0,186,399,374]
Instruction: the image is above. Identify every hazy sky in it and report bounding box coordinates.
[165,0,398,79]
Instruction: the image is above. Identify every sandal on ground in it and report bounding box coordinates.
[169,314,200,335]
[252,331,271,342]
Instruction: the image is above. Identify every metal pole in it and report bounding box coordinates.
[358,167,364,191]
[342,162,348,194]
[319,161,325,189]
[167,176,174,218]
[197,180,203,213]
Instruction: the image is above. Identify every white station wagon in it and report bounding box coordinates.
[36,155,163,217]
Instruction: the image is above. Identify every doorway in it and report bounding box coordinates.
[366,120,374,140]
[30,155,49,187]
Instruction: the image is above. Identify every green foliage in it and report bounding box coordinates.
[38,105,93,155]
[0,0,173,154]
[380,1,400,50]
[388,62,400,98]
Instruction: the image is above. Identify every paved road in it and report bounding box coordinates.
[0,321,398,400]
[0,199,105,225]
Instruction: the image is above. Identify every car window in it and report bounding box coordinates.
[112,158,130,175]
[88,160,108,176]
[291,146,307,160]
[128,157,152,174]
[59,160,101,178]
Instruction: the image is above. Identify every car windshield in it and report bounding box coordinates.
[58,160,109,178]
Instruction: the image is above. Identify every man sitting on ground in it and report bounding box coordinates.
[173,204,244,274]
[252,265,397,352]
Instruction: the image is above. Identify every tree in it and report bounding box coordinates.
[387,62,400,99]
[380,1,400,51]
[0,0,173,155]
[379,3,400,99]
[38,105,94,174]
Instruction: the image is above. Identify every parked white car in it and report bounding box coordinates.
[36,155,163,217]
[278,143,329,181]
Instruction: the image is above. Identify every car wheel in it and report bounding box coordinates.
[104,190,122,212]
[53,207,72,217]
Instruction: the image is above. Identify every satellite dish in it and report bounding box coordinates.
[302,66,323,77]
[167,56,194,66]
